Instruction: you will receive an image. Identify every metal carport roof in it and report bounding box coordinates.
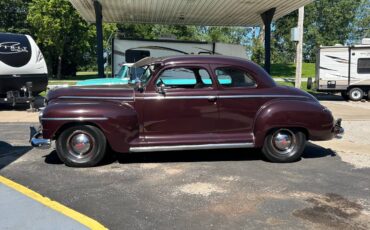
[69,0,312,26]
[69,0,313,77]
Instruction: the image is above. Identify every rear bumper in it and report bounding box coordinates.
[333,118,344,139]
[30,126,51,149]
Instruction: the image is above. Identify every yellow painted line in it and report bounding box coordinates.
[0,175,107,230]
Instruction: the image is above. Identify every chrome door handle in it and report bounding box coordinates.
[207,96,217,102]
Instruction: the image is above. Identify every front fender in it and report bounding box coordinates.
[253,99,334,147]
[41,101,138,152]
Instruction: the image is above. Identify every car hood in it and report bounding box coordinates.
[46,84,135,102]
[76,78,130,86]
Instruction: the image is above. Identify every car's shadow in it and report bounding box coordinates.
[313,93,346,102]
[0,141,33,170]
[44,142,336,166]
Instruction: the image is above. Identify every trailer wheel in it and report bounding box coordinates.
[307,77,313,90]
[348,88,364,101]
[341,91,349,101]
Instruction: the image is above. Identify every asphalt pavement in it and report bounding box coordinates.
[0,122,369,229]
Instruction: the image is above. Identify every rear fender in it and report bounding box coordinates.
[253,99,334,147]
[41,101,138,152]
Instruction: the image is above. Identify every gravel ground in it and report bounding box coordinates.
[313,100,370,169]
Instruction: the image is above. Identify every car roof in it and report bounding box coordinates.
[133,55,276,88]
[132,55,254,67]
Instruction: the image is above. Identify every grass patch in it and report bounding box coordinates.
[48,80,76,86]
[277,80,317,94]
[271,63,315,78]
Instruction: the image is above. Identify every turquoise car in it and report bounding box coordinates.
[76,64,137,86]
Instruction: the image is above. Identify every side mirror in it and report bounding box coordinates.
[158,84,166,95]
[135,79,144,93]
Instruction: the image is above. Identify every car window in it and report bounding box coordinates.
[215,67,256,88]
[129,67,145,80]
[156,67,212,89]
[139,65,155,85]
[115,65,129,78]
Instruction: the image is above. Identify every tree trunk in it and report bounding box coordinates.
[57,55,62,80]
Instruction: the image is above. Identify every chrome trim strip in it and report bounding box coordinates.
[41,117,108,121]
[139,94,307,100]
[59,96,134,100]
[129,142,254,152]
[141,95,214,100]
[218,95,308,99]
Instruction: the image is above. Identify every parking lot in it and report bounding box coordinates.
[1,98,370,229]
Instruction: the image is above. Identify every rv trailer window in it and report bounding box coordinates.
[358,58,370,74]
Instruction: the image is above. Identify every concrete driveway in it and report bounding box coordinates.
[0,99,370,229]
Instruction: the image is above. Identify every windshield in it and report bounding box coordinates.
[115,65,129,79]
[129,67,145,81]
[139,65,155,85]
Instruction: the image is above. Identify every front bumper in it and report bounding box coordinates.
[30,126,51,149]
[333,118,344,139]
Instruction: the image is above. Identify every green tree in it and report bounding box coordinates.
[304,0,363,61]
[27,0,92,79]
[352,0,370,41]
[271,0,364,63]
[272,12,297,63]
[0,0,31,33]
[117,23,250,43]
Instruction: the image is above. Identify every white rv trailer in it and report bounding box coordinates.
[111,38,247,76]
[0,32,48,106]
[315,39,370,101]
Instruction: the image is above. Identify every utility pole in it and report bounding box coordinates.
[295,7,304,88]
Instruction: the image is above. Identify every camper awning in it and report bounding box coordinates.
[69,0,312,26]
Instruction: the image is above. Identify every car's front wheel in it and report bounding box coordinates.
[262,128,306,163]
[56,125,107,167]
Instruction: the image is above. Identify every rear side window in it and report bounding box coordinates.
[156,67,212,89]
[215,67,256,88]
[358,58,370,74]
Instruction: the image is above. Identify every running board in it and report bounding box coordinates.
[129,142,254,153]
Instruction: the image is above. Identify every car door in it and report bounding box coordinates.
[139,65,219,145]
[211,64,269,143]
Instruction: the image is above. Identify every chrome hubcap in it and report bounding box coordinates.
[271,129,296,155]
[67,131,94,162]
[70,133,91,155]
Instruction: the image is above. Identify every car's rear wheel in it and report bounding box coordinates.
[262,128,306,163]
[56,125,107,167]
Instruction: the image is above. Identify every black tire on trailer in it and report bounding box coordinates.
[341,91,349,101]
[56,125,107,167]
[262,128,306,163]
[348,87,364,101]
[307,77,313,90]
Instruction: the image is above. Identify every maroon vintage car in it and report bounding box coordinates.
[31,56,343,167]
